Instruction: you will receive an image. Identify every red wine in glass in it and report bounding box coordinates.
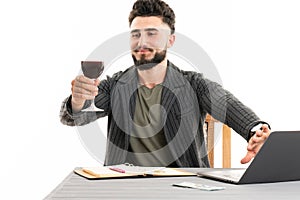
[81,61,104,111]
[81,61,104,79]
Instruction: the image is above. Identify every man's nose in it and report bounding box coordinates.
[137,33,147,47]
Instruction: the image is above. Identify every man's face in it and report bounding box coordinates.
[130,16,175,70]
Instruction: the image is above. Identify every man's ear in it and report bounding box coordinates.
[167,34,176,48]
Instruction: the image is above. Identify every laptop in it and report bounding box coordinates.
[197,131,300,184]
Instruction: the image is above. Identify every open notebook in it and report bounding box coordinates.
[74,163,196,179]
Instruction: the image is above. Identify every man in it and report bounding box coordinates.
[60,0,271,167]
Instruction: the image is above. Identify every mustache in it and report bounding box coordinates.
[133,46,154,53]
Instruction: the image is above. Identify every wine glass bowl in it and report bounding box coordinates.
[81,61,104,79]
[80,61,104,112]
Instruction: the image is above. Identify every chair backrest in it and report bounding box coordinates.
[205,115,231,168]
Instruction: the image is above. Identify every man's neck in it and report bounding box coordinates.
[137,59,168,89]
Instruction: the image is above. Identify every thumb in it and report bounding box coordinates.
[95,79,101,86]
[71,80,75,93]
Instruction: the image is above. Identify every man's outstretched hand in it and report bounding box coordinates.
[241,124,271,164]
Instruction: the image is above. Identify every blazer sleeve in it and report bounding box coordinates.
[192,73,265,141]
[59,76,113,126]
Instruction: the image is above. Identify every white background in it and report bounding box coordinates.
[1,0,300,199]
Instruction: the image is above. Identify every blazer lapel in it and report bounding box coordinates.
[161,62,187,113]
[110,66,138,151]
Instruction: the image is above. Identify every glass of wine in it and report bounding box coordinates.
[81,61,104,112]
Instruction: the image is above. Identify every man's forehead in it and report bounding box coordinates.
[130,27,170,33]
[130,16,171,31]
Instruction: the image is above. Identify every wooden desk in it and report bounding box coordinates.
[45,168,300,199]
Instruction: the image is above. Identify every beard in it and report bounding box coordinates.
[132,50,167,71]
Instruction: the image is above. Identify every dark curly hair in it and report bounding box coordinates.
[129,0,176,34]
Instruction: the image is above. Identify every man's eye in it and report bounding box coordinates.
[147,32,157,36]
[131,33,140,38]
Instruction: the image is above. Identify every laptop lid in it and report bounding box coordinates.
[199,131,300,184]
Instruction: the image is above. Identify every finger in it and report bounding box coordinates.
[247,138,254,149]
[72,92,96,100]
[251,134,264,143]
[74,80,99,93]
[76,75,96,85]
[247,135,264,151]
[71,80,75,92]
[73,84,99,99]
[241,151,255,164]
[261,124,271,134]
[247,140,266,159]
[247,137,265,153]
[254,132,270,144]
[73,84,98,95]
[94,79,101,86]
[79,76,100,87]
[254,130,264,137]
[72,76,98,99]
[247,142,257,152]
[74,75,99,93]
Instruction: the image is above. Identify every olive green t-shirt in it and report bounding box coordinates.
[126,84,175,167]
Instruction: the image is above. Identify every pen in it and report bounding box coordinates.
[109,167,126,173]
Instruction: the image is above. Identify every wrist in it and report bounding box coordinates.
[71,97,85,113]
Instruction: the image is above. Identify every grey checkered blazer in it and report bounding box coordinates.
[60,61,265,167]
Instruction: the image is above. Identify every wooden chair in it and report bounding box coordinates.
[205,115,231,168]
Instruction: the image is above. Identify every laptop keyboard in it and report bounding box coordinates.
[215,169,246,181]
[199,169,246,183]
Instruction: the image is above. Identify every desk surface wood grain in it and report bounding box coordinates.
[45,168,300,200]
